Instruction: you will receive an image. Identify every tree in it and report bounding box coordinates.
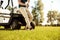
[56,13,60,25]
[47,10,58,25]
[38,0,44,23]
[32,0,44,25]
[32,2,39,25]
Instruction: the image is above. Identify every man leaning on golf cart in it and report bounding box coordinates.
[0,0,35,30]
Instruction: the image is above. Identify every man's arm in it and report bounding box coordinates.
[27,0,30,4]
[26,0,30,8]
[18,0,26,6]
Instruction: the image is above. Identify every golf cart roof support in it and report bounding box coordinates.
[5,0,10,9]
[0,0,3,8]
[5,0,13,13]
[5,0,13,9]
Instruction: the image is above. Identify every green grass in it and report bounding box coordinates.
[0,26,60,40]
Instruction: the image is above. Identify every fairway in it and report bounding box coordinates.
[0,26,60,40]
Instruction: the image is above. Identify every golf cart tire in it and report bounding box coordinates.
[16,24,21,30]
[10,20,18,30]
[4,25,10,29]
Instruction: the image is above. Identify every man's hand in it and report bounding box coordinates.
[25,2,29,8]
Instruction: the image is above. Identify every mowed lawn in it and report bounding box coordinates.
[0,26,60,40]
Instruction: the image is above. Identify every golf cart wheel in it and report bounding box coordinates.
[16,24,21,30]
[10,20,18,30]
[30,21,35,29]
[4,25,10,29]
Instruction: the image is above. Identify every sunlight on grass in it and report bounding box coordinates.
[0,26,60,40]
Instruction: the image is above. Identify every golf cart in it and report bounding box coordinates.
[0,0,35,30]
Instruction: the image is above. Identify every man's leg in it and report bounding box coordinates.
[19,7,31,29]
[26,8,33,22]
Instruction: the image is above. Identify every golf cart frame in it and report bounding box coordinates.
[0,0,35,30]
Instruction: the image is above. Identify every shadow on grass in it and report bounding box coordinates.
[0,28,14,31]
[0,28,26,31]
[0,28,5,30]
